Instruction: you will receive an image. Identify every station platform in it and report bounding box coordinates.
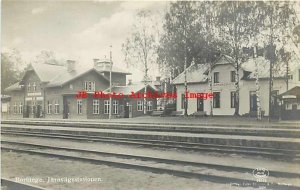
[2,123,300,150]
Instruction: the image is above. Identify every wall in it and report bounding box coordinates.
[174,63,300,116]
[6,90,24,119]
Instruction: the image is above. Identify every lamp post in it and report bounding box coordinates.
[109,46,113,120]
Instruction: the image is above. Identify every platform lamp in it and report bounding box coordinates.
[109,45,113,120]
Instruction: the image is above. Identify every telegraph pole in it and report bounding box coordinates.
[184,28,188,117]
[109,46,113,120]
[268,8,274,122]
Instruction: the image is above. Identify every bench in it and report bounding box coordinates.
[192,111,207,117]
[170,111,183,117]
[151,110,164,116]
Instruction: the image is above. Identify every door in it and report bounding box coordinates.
[250,91,257,111]
[63,97,69,119]
[124,105,129,118]
[23,105,30,118]
[197,98,204,111]
[128,105,132,118]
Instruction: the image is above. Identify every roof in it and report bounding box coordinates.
[214,54,235,66]
[1,95,11,101]
[4,82,23,92]
[241,57,299,79]
[18,61,131,88]
[173,63,209,84]
[46,67,109,87]
[104,83,156,95]
[31,63,67,83]
[279,86,300,99]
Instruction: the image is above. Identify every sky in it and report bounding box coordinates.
[2,0,167,81]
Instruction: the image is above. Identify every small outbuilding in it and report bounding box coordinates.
[279,86,300,120]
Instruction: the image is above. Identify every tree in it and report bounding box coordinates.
[1,50,24,93]
[216,1,257,116]
[259,1,298,119]
[34,50,63,65]
[158,1,226,116]
[122,10,158,114]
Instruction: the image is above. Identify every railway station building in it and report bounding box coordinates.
[173,54,300,117]
[3,59,158,119]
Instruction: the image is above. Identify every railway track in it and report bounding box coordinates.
[2,129,300,161]
[1,178,46,190]
[2,140,300,190]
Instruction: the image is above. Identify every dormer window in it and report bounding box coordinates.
[27,83,31,92]
[84,81,95,91]
[33,82,36,92]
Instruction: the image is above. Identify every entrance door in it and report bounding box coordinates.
[128,105,132,118]
[197,99,204,111]
[63,97,69,119]
[250,91,257,111]
[23,105,30,118]
[124,105,132,118]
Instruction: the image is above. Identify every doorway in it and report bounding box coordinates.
[124,104,132,118]
[197,98,204,111]
[63,97,70,119]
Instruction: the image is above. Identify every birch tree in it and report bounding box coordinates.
[216,1,256,116]
[122,10,158,114]
[259,1,298,119]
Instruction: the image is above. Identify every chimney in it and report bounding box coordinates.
[67,60,76,72]
[128,79,132,85]
[93,58,99,67]
[156,76,161,82]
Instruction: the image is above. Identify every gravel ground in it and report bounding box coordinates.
[1,151,258,190]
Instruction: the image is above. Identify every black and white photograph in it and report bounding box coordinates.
[1,0,300,189]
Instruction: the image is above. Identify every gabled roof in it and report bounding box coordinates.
[213,54,235,66]
[173,63,209,84]
[104,83,156,95]
[17,61,131,88]
[31,63,67,83]
[46,67,109,87]
[4,82,23,92]
[279,86,300,99]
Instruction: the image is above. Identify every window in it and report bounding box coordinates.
[298,69,300,81]
[113,100,118,114]
[147,101,153,111]
[137,101,143,111]
[214,72,219,83]
[104,100,110,114]
[47,101,52,114]
[19,102,23,114]
[84,81,95,91]
[213,92,220,108]
[93,100,99,114]
[181,94,188,109]
[231,71,236,82]
[27,83,31,92]
[33,82,36,92]
[13,102,17,114]
[77,100,82,114]
[230,91,236,108]
[54,100,59,114]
